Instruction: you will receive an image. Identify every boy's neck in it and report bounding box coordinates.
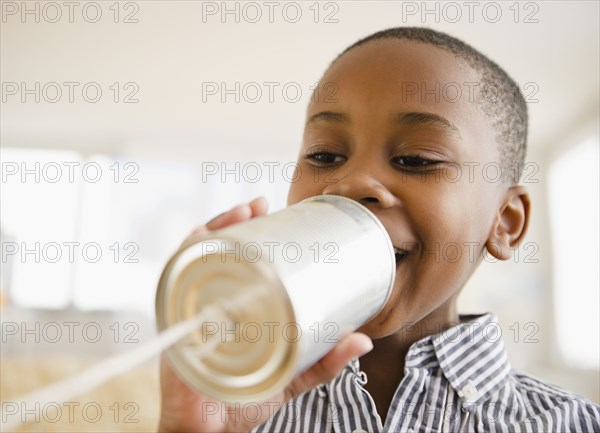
[363,305,461,367]
[359,306,461,421]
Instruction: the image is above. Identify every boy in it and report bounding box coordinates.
[158,27,600,432]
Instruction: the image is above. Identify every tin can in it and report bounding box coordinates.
[155,194,395,403]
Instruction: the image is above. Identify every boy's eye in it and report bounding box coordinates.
[393,155,441,169]
[306,152,346,165]
[395,156,434,166]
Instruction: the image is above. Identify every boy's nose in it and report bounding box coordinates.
[322,172,397,209]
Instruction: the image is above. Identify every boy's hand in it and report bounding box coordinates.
[187,196,270,239]
[158,334,373,433]
[158,197,374,433]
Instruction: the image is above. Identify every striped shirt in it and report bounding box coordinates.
[252,313,600,433]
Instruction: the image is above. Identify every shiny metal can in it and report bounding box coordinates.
[155,194,395,403]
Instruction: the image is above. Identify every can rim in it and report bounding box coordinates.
[155,236,299,403]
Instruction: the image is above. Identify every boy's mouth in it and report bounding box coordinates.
[394,246,409,265]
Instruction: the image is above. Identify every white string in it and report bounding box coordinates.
[0,304,229,431]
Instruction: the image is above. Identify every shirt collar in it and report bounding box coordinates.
[406,313,512,407]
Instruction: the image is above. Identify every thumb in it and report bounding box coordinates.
[284,333,373,399]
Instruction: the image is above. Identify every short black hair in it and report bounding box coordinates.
[332,27,528,183]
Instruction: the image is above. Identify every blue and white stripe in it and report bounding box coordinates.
[253,313,600,432]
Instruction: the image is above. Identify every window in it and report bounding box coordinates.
[548,134,599,369]
[1,147,289,317]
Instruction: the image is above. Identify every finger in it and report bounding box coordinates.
[182,206,250,246]
[206,204,252,231]
[204,196,268,231]
[248,196,269,217]
[188,225,209,239]
[185,198,268,246]
[285,333,373,399]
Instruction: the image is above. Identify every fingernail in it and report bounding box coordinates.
[356,334,373,355]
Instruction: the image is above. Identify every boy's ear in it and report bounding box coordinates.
[485,185,531,261]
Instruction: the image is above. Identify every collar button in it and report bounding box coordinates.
[461,380,479,402]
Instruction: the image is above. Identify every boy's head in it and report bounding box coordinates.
[287,27,531,338]
[337,27,529,181]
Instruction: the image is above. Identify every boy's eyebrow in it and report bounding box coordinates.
[393,111,462,139]
[306,110,462,139]
[306,111,349,126]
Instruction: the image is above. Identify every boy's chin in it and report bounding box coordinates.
[356,315,393,339]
